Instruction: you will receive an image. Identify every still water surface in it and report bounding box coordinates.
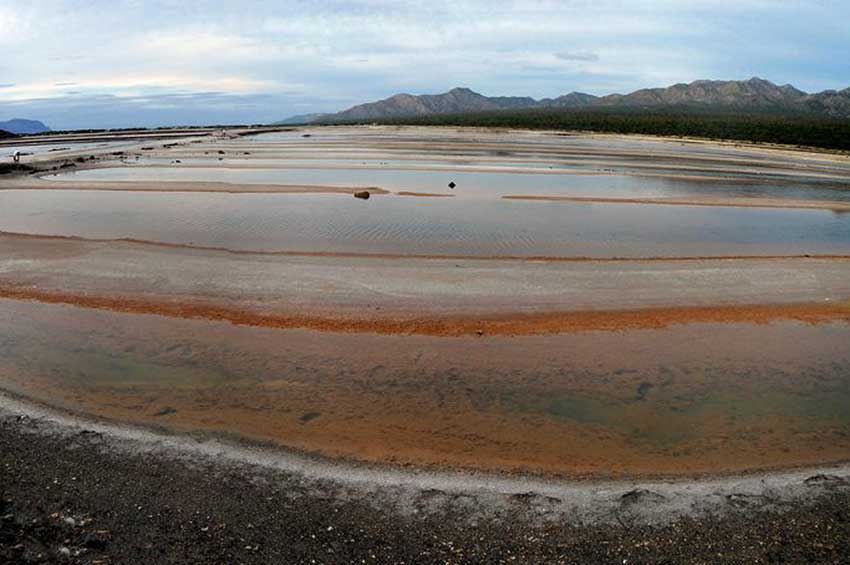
[1,299,849,476]
[2,189,850,257]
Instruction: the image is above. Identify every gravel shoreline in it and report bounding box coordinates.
[2,395,850,563]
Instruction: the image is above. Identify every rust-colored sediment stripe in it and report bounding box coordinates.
[2,230,850,263]
[1,286,848,336]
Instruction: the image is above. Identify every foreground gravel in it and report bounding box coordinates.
[2,413,850,564]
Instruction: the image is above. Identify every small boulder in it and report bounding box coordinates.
[354,191,371,200]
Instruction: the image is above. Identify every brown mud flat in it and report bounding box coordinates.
[503,194,850,211]
[2,284,850,337]
[1,299,850,479]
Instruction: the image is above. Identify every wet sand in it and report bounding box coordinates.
[1,125,850,479]
[1,298,849,478]
[1,232,849,333]
[3,126,850,560]
[503,194,850,211]
[4,392,850,563]
[4,176,391,195]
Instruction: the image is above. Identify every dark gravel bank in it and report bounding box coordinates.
[2,413,850,564]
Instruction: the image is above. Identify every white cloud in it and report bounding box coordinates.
[0,75,284,102]
[555,51,599,63]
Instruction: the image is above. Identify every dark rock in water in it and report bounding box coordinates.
[299,411,321,423]
[354,191,371,200]
[448,181,456,189]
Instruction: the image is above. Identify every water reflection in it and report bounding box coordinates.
[2,189,850,257]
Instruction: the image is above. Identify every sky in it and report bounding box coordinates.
[0,0,848,130]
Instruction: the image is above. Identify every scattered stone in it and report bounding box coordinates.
[805,474,849,487]
[354,191,371,200]
[620,489,665,506]
[154,407,178,417]
[0,163,36,175]
[725,493,769,508]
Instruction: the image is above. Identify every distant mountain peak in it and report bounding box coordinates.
[277,78,850,124]
[0,119,50,135]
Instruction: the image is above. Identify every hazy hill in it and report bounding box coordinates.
[272,113,328,125]
[283,78,850,123]
[0,119,51,135]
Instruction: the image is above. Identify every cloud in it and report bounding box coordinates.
[0,1,847,128]
[0,75,286,102]
[555,51,600,63]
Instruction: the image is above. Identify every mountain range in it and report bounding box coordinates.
[0,119,51,135]
[281,78,850,124]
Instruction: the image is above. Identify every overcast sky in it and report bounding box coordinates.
[0,0,848,130]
